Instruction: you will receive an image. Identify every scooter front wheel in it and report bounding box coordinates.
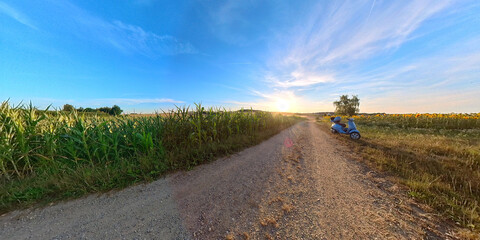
[350,132,361,140]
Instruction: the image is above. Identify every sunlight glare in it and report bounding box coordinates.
[276,99,290,112]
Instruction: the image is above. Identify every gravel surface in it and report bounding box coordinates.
[0,119,456,239]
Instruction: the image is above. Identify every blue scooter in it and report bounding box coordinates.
[330,117,361,140]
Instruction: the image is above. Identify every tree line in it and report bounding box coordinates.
[62,104,123,116]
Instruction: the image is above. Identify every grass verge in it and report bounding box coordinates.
[317,119,480,234]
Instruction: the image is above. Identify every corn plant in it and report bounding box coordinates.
[0,100,299,181]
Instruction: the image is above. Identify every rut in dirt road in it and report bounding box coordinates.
[0,120,454,239]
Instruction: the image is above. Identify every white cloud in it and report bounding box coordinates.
[0,2,37,30]
[335,41,480,113]
[7,97,184,110]
[54,1,196,57]
[96,98,184,105]
[200,0,270,46]
[266,0,455,82]
[248,0,477,113]
[281,0,453,67]
[105,20,197,56]
[266,71,334,88]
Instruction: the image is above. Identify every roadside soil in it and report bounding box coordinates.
[0,119,457,239]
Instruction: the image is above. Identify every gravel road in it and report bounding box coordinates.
[0,119,455,239]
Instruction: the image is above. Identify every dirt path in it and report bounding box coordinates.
[0,119,455,239]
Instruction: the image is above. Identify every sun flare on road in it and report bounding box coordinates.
[276,99,290,112]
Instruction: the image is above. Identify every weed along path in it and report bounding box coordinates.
[0,119,455,239]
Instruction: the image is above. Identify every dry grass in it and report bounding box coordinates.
[457,229,480,240]
[281,203,293,213]
[268,196,283,205]
[242,232,250,240]
[317,116,480,232]
[225,233,235,240]
[260,217,278,228]
[264,233,274,240]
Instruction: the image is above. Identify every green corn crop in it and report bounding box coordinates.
[0,100,301,212]
[0,100,300,182]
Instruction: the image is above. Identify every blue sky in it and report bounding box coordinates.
[1,0,479,113]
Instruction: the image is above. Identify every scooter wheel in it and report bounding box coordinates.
[350,132,361,140]
[331,129,338,134]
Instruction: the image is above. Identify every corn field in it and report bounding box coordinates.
[0,101,299,210]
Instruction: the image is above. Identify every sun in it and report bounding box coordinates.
[276,99,290,112]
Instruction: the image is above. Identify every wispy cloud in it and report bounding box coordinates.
[333,38,480,113]
[341,38,480,89]
[105,20,197,56]
[53,1,196,57]
[200,0,267,46]
[10,97,183,106]
[96,98,184,105]
[249,0,466,112]
[281,0,453,66]
[365,0,377,23]
[265,71,334,88]
[0,2,38,30]
[226,62,252,65]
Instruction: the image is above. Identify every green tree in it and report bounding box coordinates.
[63,104,74,112]
[333,95,360,116]
[98,107,112,115]
[110,105,123,116]
[97,106,122,115]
